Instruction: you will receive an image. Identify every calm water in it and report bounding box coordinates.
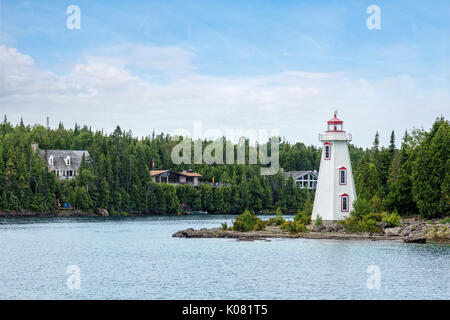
[0,215,448,300]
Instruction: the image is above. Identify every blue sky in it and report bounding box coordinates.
[1,0,449,147]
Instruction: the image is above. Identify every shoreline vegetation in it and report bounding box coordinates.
[173,209,450,244]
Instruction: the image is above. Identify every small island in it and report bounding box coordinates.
[173,210,450,244]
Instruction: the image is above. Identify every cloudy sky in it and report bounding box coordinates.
[0,0,449,147]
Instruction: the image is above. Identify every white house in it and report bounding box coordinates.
[312,112,356,225]
[284,170,318,190]
[32,143,90,180]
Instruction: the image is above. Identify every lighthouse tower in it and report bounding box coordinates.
[312,111,356,225]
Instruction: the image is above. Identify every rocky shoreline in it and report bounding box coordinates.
[173,218,450,243]
[0,208,110,218]
[0,210,98,218]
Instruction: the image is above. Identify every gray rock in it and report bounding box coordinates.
[400,225,415,237]
[96,208,109,217]
[324,224,342,232]
[404,233,426,243]
[384,227,401,236]
[313,225,326,232]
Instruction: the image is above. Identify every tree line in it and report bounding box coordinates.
[0,116,448,218]
[0,118,316,215]
[353,117,449,219]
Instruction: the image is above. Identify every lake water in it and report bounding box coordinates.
[0,215,448,300]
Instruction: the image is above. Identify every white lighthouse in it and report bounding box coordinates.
[312,111,356,225]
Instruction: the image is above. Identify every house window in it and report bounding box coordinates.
[66,156,70,166]
[49,155,54,166]
[341,194,349,212]
[339,167,347,185]
[324,143,331,160]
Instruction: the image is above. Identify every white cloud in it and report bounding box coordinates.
[84,43,195,74]
[0,45,448,147]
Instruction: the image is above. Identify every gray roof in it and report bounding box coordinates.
[39,149,90,171]
[284,170,318,180]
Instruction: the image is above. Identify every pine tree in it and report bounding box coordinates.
[388,130,396,157]
[2,115,7,137]
[385,131,417,214]
[371,131,380,166]
[412,117,449,218]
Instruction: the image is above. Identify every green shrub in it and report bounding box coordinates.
[339,214,382,233]
[275,207,282,216]
[370,195,384,213]
[280,220,307,234]
[338,216,358,232]
[294,209,311,225]
[365,212,384,222]
[232,209,265,232]
[358,218,381,233]
[253,219,266,231]
[315,215,323,226]
[266,207,285,226]
[221,222,228,231]
[351,198,372,218]
[439,217,450,224]
[382,212,401,227]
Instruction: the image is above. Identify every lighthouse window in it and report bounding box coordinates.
[341,194,349,212]
[324,143,331,160]
[339,167,347,185]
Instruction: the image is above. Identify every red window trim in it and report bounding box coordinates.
[339,166,347,185]
[324,142,331,160]
[341,194,349,212]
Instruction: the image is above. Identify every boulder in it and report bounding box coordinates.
[400,225,415,237]
[173,228,196,238]
[96,208,109,217]
[322,224,342,232]
[404,233,426,243]
[384,227,401,237]
[327,224,337,232]
[313,225,326,232]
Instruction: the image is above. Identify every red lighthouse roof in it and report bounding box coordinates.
[327,110,343,124]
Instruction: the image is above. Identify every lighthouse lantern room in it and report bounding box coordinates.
[312,111,356,224]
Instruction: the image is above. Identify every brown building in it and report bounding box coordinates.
[150,169,201,187]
